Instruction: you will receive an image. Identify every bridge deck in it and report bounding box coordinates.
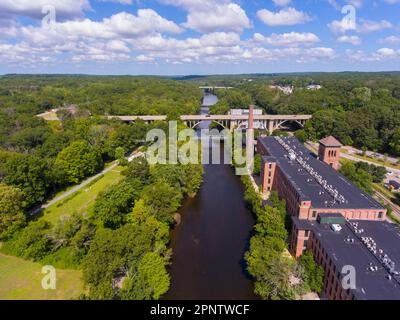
[108,115,312,121]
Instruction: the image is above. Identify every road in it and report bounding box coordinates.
[343,145,399,166]
[31,151,144,215]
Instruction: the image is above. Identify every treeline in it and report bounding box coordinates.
[0,117,150,209]
[201,73,400,156]
[0,75,202,118]
[339,161,387,195]
[1,156,203,300]
[0,76,202,210]
[241,176,323,300]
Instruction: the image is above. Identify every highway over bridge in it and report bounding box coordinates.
[107,114,312,134]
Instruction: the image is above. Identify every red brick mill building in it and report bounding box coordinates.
[257,136,400,300]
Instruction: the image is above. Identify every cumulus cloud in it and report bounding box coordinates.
[337,35,361,45]
[253,32,320,46]
[328,19,392,33]
[257,7,311,26]
[183,3,250,32]
[346,48,400,62]
[379,35,400,44]
[0,0,90,21]
[158,0,250,33]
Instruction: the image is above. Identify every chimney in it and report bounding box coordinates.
[246,105,255,173]
[248,105,254,130]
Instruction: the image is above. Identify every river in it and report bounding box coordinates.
[164,94,257,300]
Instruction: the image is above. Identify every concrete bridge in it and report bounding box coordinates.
[107,114,312,134]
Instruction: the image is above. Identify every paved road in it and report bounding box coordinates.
[31,152,144,215]
[343,145,399,165]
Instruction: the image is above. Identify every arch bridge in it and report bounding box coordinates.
[108,114,312,134]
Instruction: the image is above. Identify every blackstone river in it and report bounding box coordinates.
[164,94,257,300]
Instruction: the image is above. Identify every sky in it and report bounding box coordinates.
[0,0,399,75]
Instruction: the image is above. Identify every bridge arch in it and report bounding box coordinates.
[273,119,306,132]
[189,120,228,130]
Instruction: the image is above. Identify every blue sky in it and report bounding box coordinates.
[0,0,399,75]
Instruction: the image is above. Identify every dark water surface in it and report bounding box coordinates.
[164,94,257,300]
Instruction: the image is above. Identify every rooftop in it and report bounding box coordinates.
[319,136,342,147]
[294,217,400,300]
[258,136,384,210]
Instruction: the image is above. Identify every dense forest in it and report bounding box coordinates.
[0,76,202,209]
[0,75,204,299]
[204,73,400,156]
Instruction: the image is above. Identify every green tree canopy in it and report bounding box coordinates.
[55,140,102,184]
[0,184,26,240]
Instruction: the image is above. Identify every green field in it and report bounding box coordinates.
[41,166,124,224]
[0,253,83,300]
[0,166,125,300]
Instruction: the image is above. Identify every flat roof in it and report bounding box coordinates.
[295,217,400,300]
[258,137,384,211]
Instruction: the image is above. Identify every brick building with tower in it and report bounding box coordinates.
[257,136,400,300]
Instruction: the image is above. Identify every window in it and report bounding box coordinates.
[312,211,317,219]
[305,230,310,237]
[378,212,383,219]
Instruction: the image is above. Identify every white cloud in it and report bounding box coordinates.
[328,19,392,34]
[253,32,320,46]
[337,35,361,45]
[97,0,133,4]
[20,9,182,46]
[0,0,90,20]
[328,19,356,33]
[183,3,250,32]
[346,48,400,62]
[158,0,250,33]
[272,0,292,6]
[328,0,363,9]
[379,35,400,44]
[357,19,392,33]
[257,7,311,27]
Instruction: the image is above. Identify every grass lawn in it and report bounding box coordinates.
[41,166,124,224]
[0,253,84,300]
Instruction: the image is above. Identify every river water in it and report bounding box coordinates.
[164,94,257,300]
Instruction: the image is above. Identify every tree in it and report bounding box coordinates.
[245,235,294,300]
[340,162,373,194]
[150,164,203,197]
[115,147,128,166]
[120,252,170,300]
[254,206,288,242]
[0,184,26,239]
[3,220,51,261]
[141,182,183,224]
[298,250,324,293]
[0,151,52,208]
[55,140,102,184]
[294,130,308,143]
[93,180,142,229]
[82,220,170,300]
[123,157,150,184]
[253,154,262,176]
